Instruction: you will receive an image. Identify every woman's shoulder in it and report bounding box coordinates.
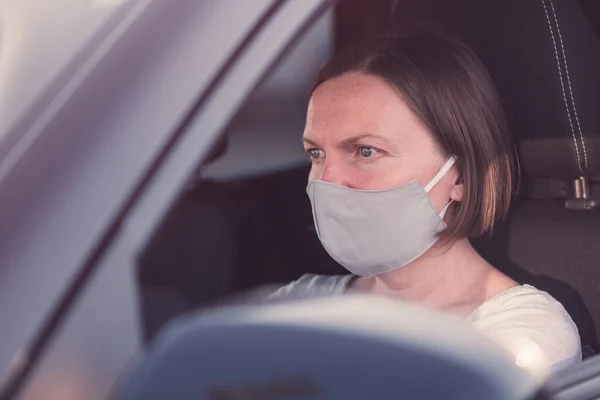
[467,284,582,374]
[268,274,354,300]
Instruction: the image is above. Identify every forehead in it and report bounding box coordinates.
[304,72,432,147]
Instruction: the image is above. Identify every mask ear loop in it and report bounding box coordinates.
[424,157,457,219]
[440,200,454,218]
[424,156,457,193]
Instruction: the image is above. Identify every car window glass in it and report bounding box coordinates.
[136,6,335,341]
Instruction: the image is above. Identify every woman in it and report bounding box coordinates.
[271,28,581,373]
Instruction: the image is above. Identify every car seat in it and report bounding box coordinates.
[389,0,600,353]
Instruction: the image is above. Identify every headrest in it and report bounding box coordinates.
[392,0,600,180]
[114,295,540,400]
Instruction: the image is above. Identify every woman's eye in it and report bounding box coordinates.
[358,146,377,158]
[307,148,323,160]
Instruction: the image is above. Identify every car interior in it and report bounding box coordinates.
[136,0,600,368]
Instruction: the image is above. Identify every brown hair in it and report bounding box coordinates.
[312,27,516,240]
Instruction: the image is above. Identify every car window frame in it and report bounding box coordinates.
[0,0,336,399]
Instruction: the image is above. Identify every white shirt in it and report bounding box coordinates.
[269,274,582,377]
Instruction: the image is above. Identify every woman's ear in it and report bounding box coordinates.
[449,167,464,202]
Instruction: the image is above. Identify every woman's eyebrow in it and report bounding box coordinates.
[340,133,392,147]
[303,133,393,148]
[302,137,320,147]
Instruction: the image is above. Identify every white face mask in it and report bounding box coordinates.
[306,157,456,277]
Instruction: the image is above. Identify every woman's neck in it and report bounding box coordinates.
[355,239,516,313]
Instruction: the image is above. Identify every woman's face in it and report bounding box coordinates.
[302,72,462,213]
